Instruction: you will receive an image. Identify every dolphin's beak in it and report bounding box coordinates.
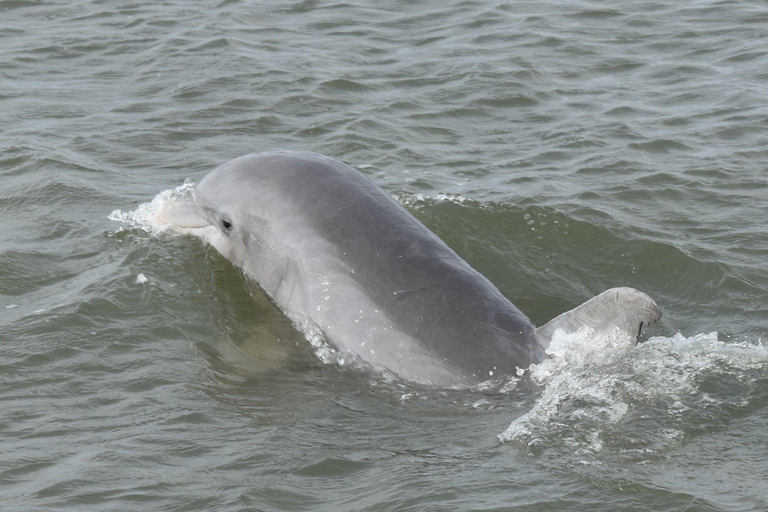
[155,199,210,228]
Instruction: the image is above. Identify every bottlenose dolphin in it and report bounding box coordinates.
[156,151,660,387]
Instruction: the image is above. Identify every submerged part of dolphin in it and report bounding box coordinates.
[156,151,660,387]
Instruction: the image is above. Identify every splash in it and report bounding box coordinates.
[300,321,348,367]
[395,192,475,209]
[499,331,768,460]
[108,180,195,235]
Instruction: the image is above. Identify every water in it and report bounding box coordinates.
[2,0,768,510]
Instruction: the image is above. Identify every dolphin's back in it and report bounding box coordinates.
[199,151,543,385]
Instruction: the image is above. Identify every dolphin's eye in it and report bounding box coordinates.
[220,218,233,234]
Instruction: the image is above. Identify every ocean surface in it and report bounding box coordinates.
[2,0,768,510]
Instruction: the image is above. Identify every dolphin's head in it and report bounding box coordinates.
[154,150,354,291]
[155,155,264,266]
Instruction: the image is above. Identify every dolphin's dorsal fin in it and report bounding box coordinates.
[534,287,661,351]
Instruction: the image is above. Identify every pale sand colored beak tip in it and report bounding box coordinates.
[154,199,210,228]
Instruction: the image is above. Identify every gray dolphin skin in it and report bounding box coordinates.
[156,151,660,387]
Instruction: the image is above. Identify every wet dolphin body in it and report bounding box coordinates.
[157,151,660,387]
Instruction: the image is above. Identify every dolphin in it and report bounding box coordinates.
[155,151,660,387]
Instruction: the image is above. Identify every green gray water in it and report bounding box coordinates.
[2,0,768,510]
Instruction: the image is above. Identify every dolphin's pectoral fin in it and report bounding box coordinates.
[533,287,661,351]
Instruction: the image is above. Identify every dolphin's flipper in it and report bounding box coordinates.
[534,287,661,351]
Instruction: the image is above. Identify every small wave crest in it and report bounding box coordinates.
[108,180,195,234]
[499,331,768,459]
[395,192,475,209]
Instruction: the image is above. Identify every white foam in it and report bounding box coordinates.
[526,326,636,386]
[108,180,195,235]
[498,331,768,454]
[395,192,474,209]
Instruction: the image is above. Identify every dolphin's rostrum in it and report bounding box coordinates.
[156,151,660,387]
